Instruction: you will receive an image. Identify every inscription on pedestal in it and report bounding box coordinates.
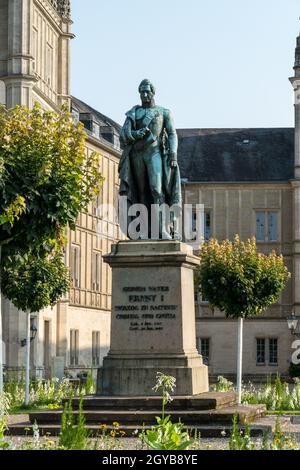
[99,241,209,396]
[114,286,178,332]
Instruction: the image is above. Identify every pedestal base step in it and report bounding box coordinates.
[28,404,266,427]
[7,422,271,439]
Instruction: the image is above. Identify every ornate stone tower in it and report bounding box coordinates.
[0,0,73,110]
[0,0,73,373]
[290,32,300,315]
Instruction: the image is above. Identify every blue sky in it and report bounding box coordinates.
[71,0,299,128]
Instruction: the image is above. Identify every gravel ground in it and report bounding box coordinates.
[252,415,300,434]
[7,414,29,426]
[4,414,300,451]
[3,436,236,451]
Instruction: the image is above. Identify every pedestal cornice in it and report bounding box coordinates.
[104,240,200,269]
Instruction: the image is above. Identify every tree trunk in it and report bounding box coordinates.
[25,311,31,406]
[236,317,243,405]
[0,245,3,404]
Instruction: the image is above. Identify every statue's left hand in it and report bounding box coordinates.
[169,153,178,168]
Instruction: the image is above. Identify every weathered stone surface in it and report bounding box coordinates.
[97,240,209,396]
[69,391,237,411]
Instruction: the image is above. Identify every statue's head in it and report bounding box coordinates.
[138,79,155,106]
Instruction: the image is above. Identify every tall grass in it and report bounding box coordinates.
[3,375,96,410]
[214,374,300,411]
[58,398,89,450]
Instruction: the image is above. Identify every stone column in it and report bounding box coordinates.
[57,17,73,108]
[290,56,300,314]
[291,78,300,179]
[97,240,209,397]
[291,181,300,314]
[3,0,37,108]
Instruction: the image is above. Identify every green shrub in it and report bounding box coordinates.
[142,415,191,451]
[140,373,191,451]
[289,362,300,378]
[229,414,255,450]
[196,236,290,319]
[242,374,300,411]
[0,418,10,450]
[58,398,89,450]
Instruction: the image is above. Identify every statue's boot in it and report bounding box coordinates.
[151,203,172,240]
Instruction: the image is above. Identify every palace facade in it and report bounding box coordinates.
[0,0,299,381]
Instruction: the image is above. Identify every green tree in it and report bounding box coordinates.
[0,103,103,258]
[196,235,290,404]
[0,103,103,399]
[196,235,290,319]
[1,252,70,313]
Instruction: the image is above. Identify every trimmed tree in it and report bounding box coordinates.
[196,235,290,402]
[0,103,102,257]
[1,251,70,405]
[1,252,70,313]
[0,103,103,399]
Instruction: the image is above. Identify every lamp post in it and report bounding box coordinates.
[181,178,189,242]
[287,313,300,339]
[20,323,38,348]
[236,318,243,405]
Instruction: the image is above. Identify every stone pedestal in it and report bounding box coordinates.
[97,240,209,396]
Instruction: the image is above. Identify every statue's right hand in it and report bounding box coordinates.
[133,128,148,140]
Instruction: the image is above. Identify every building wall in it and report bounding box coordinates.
[0,0,70,109]
[62,137,121,374]
[0,80,5,103]
[196,319,292,377]
[64,306,111,368]
[1,0,298,381]
[0,0,122,378]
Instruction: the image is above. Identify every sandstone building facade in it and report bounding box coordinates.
[0,0,122,378]
[0,0,299,381]
[177,128,295,379]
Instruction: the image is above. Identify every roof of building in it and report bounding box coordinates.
[177,128,294,182]
[72,96,121,153]
[71,97,295,182]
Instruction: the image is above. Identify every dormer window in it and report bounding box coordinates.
[71,108,80,123]
[79,113,100,138]
[93,121,100,138]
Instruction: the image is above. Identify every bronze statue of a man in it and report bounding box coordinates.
[119,79,181,239]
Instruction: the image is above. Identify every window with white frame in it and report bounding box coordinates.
[269,338,278,365]
[92,331,101,366]
[204,211,212,240]
[46,43,53,87]
[70,329,79,366]
[256,338,266,365]
[255,211,279,242]
[197,338,210,365]
[91,252,102,292]
[256,338,278,366]
[192,210,212,241]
